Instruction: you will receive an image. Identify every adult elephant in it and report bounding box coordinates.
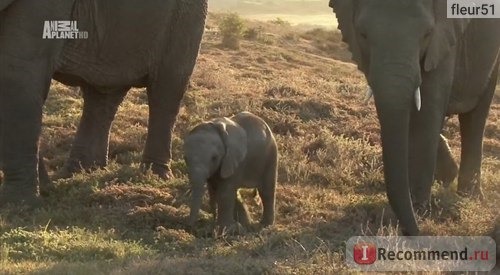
[0,0,207,207]
[329,0,500,235]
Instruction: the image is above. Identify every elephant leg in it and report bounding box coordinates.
[207,181,217,219]
[142,67,191,179]
[434,134,458,187]
[215,183,237,230]
[259,155,277,226]
[0,0,72,208]
[64,85,128,175]
[233,192,251,228]
[457,63,498,198]
[38,86,52,195]
[1,117,49,194]
[142,7,205,179]
[0,56,51,208]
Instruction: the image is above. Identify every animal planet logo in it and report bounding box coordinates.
[42,21,88,39]
[353,243,377,265]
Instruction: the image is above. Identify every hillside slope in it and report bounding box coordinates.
[0,14,499,274]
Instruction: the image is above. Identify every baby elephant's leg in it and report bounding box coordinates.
[208,182,217,218]
[259,162,277,226]
[215,184,237,229]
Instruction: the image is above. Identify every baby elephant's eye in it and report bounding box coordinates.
[211,155,218,162]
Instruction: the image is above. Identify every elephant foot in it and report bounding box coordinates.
[57,164,80,180]
[401,228,420,237]
[413,200,431,218]
[0,182,42,209]
[39,177,54,197]
[215,222,246,237]
[235,214,251,229]
[248,220,274,233]
[260,220,274,228]
[60,159,89,178]
[457,185,484,200]
[141,162,173,180]
[60,158,107,179]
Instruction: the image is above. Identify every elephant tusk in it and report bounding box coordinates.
[363,86,420,110]
[415,87,421,111]
[364,86,373,104]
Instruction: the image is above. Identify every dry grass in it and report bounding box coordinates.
[0,13,499,274]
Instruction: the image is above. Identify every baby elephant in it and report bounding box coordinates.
[184,111,278,232]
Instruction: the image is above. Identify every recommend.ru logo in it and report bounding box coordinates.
[346,236,496,271]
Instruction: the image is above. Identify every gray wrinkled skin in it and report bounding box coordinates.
[330,0,500,235]
[0,0,207,208]
[184,112,278,233]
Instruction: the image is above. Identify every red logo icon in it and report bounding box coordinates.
[353,243,377,265]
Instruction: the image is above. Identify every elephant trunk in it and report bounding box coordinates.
[370,61,420,236]
[188,169,208,226]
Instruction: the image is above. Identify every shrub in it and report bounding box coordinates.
[219,13,245,49]
[270,17,290,26]
[243,26,263,41]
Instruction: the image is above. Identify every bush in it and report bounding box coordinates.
[219,13,245,49]
[270,17,290,26]
[243,26,263,41]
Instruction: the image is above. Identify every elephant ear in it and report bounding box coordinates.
[213,118,247,179]
[329,0,365,72]
[424,0,470,71]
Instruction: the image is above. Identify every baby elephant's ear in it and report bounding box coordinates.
[213,119,247,179]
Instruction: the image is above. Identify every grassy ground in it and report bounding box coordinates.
[1,14,499,274]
